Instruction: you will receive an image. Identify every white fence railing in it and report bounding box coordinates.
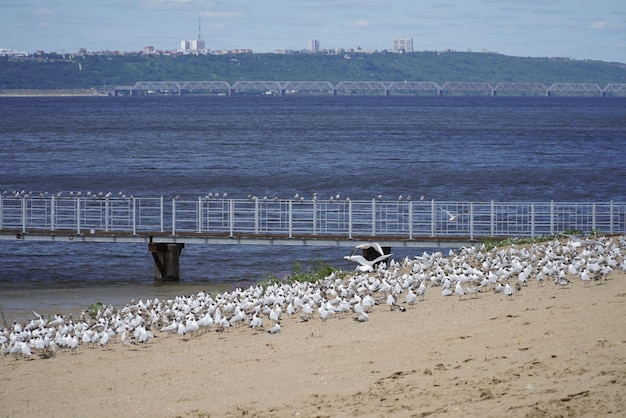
[1,195,624,239]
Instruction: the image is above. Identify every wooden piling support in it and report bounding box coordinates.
[149,242,184,281]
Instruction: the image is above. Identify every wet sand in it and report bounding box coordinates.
[2,266,625,417]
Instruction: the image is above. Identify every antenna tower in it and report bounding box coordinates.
[198,17,202,40]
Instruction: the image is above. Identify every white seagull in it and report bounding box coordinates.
[455,281,465,300]
[267,323,281,334]
[505,283,514,300]
[441,208,460,222]
[344,242,392,272]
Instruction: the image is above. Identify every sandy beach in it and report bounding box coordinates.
[2,238,625,417]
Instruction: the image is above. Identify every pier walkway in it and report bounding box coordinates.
[1,194,624,243]
[2,194,623,279]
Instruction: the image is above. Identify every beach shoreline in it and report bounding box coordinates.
[2,237,625,417]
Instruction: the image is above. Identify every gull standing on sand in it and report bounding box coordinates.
[505,283,514,300]
[455,281,465,300]
[267,323,281,334]
[249,313,263,332]
[405,288,417,307]
[159,321,178,337]
[355,311,369,322]
[99,331,110,349]
[416,280,426,300]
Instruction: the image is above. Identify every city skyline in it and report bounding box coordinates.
[1,0,625,63]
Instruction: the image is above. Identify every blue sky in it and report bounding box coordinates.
[1,0,625,62]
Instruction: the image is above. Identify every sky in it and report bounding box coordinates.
[1,0,625,63]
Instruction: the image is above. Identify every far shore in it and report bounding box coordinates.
[0,89,109,97]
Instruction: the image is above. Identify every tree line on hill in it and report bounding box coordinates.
[1,51,625,90]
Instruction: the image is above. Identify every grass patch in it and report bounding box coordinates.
[0,303,7,328]
[478,229,586,251]
[263,257,343,287]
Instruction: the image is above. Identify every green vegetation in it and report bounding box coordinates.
[478,228,595,251]
[87,302,105,318]
[263,257,342,287]
[0,303,7,328]
[2,51,626,90]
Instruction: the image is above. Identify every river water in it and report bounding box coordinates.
[1,95,625,321]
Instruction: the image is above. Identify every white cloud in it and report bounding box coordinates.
[591,20,609,30]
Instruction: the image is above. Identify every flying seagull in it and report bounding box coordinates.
[441,208,461,221]
[344,242,392,272]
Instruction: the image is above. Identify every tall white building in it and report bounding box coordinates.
[180,39,206,52]
[392,37,413,53]
[308,39,320,53]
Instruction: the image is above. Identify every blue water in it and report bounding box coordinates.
[1,95,625,320]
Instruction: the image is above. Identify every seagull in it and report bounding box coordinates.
[249,314,263,332]
[455,281,465,300]
[267,323,281,334]
[99,331,110,349]
[319,305,331,323]
[415,280,426,300]
[405,288,417,307]
[69,335,80,354]
[269,305,282,324]
[555,276,570,287]
[536,272,545,286]
[344,243,392,272]
[185,317,200,336]
[355,242,386,256]
[441,208,460,222]
[176,321,187,337]
[120,332,134,350]
[505,283,514,300]
[159,321,178,337]
[580,270,591,287]
[355,312,369,322]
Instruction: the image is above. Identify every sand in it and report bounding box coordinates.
[2,268,625,417]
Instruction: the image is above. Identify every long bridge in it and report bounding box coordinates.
[113,81,626,97]
[1,193,624,280]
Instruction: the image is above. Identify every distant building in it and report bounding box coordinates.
[180,17,207,53]
[392,37,413,53]
[308,39,320,53]
[180,39,206,53]
[0,48,28,57]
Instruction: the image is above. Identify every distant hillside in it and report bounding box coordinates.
[1,51,626,90]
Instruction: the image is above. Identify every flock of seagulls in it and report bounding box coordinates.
[2,234,625,360]
[4,191,430,203]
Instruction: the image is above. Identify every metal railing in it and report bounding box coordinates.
[1,195,624,239]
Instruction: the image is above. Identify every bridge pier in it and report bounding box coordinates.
[149,242,184,281]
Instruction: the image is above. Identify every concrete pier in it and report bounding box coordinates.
[149,242,185,281]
